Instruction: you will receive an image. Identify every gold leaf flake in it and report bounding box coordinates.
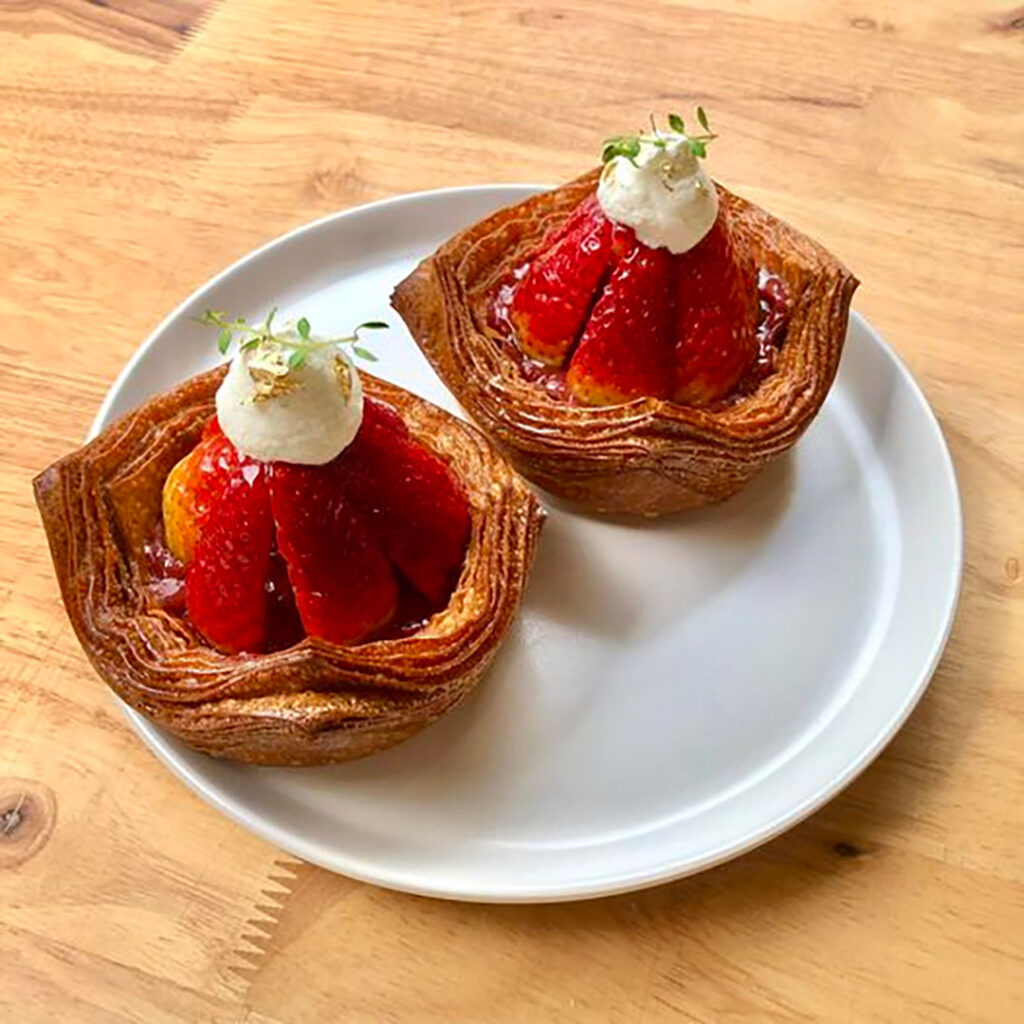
[245,345,302,403]
[333,354,354,400]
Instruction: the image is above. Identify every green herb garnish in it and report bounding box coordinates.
[199,307,387,367]
[601,108,717,165]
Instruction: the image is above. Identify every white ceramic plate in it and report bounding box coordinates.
[92,186,962,902]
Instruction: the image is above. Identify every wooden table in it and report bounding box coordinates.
[2,2,1022,1020]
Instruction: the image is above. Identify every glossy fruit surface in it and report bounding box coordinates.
[161,400,470,653]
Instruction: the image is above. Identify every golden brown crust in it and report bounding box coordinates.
[392,169,858,516]
[34,368,544,765]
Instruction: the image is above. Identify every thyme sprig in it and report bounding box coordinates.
[601,107,717,166]
[199,307,387,369]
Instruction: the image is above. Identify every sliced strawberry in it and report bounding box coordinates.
[267,461,398,646]
[202,416,224,441]
[185,454,275,654]
[566,241,676,405]
[359,394,408,438]
[162,426,226,563]
[175,405,466,650]
[163,445,204,563]
[673,217,758,406]
[510,196,616,365]
[336,398,471,605]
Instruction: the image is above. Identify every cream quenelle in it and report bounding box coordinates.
[216,332,364,465]
[597,134,718,255]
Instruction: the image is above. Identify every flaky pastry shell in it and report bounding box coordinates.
[393,169,858,516]
[34,368,544,765]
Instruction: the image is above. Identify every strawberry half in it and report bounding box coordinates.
[672,217,758,406]
[185,451,275,655]
[162,418,231,563]
[510,196,616,365]
[267,461,398,646]
[566,241,676,405]
[336,399,471,605]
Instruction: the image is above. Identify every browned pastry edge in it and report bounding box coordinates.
[392,169,859,516]
[34,368,545,765]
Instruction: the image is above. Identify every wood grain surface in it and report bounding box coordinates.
[1,1,1022,1021]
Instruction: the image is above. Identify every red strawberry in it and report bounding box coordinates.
[510,196,616,365]
[176,403,466,651]
[673,217,758,406]
[357,393,408,438]
[162,421,235,563]
[267,461,398,646]
[566,241,676,405]
[202,416,224,440]
[185,452,275,654]
[335,399,471,605]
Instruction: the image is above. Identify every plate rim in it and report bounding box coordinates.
[92,185,963,903]
[91,184,547,436]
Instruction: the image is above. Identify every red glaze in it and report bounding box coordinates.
[566,240,676,404]
[267,461,399,647]
[672,218,759,406]
[336,399,472,605]
[263,545,304,652]
[752,269,790,378]
[185,451,275,654]
[145,531,187,614]
[509,196,616,365]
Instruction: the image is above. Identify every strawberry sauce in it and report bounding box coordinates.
[490,264,791,404]
[144,528,451,652]
[752,268,791,379]
[491,275,572,400]
[145,531,187,615]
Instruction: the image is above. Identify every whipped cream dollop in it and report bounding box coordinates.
[216,340,363,465]
[597,135,718,254]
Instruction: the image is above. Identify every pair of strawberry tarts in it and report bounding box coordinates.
[36,112,854,763]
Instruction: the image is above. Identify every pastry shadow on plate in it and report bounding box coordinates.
[540,448,797,532]
[527,451,796,641]
[251,619,555,802]
[521,513,643,640]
